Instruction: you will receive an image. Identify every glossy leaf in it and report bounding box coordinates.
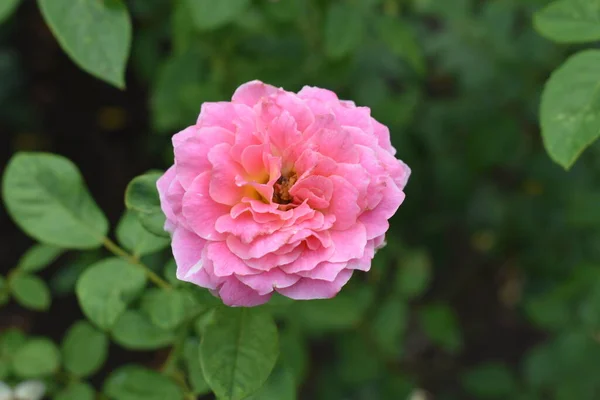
[324,3,364,59]
[140,288,188,330]
[116,211,169,257]
[125,172,168,237]
[246,363,296,400]
[76,258,147,330]
[0,0,20,24]
[540,50,600,169]
[0,276,9,306]
[376,15,425,75]
[111,310,174,350]
[183,338,211,396]
[37,0,132,88]
[11,338,60,378]
[2,153,108,249]
[55,382,95,400]
[62,321,108,377]
[419,304,463,354]
[370,296,408,356]
[462,363,518,398]
[184,0,250,31]
[9,274,51,311]
[534,0,600,43]
[104,365,184,400]
[16,244,63,273]
[200,307,279,400]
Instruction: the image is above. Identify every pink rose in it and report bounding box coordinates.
[157,80,410,307]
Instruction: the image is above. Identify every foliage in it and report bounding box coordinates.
[1,0,600,399]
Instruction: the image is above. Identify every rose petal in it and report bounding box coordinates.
[182,172,228,241]
[237,268,300,295]
[276,269,353,300]
[218,277,272,307]
[156,166,177,232]
[207,241,259,277]
[232,80,278,107]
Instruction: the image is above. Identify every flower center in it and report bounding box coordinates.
[272,171,297,204]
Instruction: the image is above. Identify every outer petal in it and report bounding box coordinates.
[328,223,367,262]
[174,126,233,189]
[232,80,278,107]
[156,166,177,231]
[182,172,229,241]
[237,268,300,296]
[276,269,353,300]
[295,261,348,281]
[360,179,405,240]
[207,241,259,277]
[218,277,272,307]
[171,227,215,289]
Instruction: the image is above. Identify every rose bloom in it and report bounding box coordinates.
[157,80,410,307]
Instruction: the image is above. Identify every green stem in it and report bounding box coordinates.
[102,237,171,290]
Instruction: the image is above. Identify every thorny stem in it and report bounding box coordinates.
[102,237,172,290]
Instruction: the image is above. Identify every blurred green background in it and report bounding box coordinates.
[2,0,600,399]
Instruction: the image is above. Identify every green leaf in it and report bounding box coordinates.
[171,0,196,54]
[111,310,174,350]
[17,243,64,272]
[395,250,432,299]
[12,338,60,378]
[125,172,168,237]
[9,274,51,311]
[163,259,179,286]
[0,329,26,380]
[540,50,600,169]
[150,51,222,133]
[0,0,20,24]
[62,321,108,377]
[200,307,279,400]
[291,286,373,334]
[104,365,184,400]
[419,304,463,354]
[2,153,108,249]
[55,382,95,400]
[534,0,600,43]
[375,15,425,75]
[279,327,308,386]
[183,338,211,396]
[0,329,27,358]
[194,308,216,335]
[37,0,131,88]
[51,251,103,297]
[184,0,250,31]
[336,333,383,386]
[140,288,188,330]
[264,0,302,22]
[0,276,9,306]
[462,362,518,399]
[76,258,147,330]
[324,3,364,59]
[370,296,408,357]
[116,211,169,257]
[246,363,296,400]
